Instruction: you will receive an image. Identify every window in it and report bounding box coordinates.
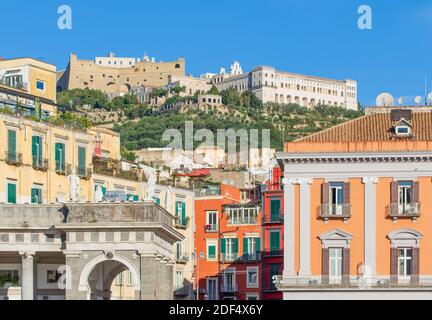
[31,187,42,204]
[32,136,42,166]
[206,240,217,261]
[115,272,123,285]
[244,237,260,260]
[175,270,183,290]
[77,146,86,175]
[398,181,412,214]
[206,278,218,300]
[55,143,66,172]
[329,182,343,215]
[221,238,238,261]
[269,230,280,255]
[246,294,259,300]
[206,211,218,232]
[7,130,17,161]
[247,267,258,288]
[0,270,19,286]
[36,80,45,91]
[175,201,186,226]
[270,199,281,221]
[222,269,236,292]
[398,248,412,278]
[46,270,61,284]
[5,75,23,89]
[268,264,281,290]
[329,248,343,283]
[7,182,16,204]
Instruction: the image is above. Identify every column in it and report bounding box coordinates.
[298,178,312,277]
[362,177,378,276]
[20,251,35,300]
[282,178,296,278]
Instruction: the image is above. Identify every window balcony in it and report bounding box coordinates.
[227,217,258,225]
[204,224,218,233]
[263,212,284,224]
[174,285,190,297]
[265,249,283,257]
[220,283,238,293]
[319,204,351,222]
[176,254,189,264]
[220,253,239,263]
[237,253,261,262]
[5,151,23,166]
[55,162,72,175]
[0,77,28,91]
[76,166,92,179]
[387,203,420,221]
[174,216,189,229]
[32,157,49,171]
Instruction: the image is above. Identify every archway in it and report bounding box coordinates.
[79,254,140,300]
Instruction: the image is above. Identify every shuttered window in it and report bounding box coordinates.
[31,187,42,204]
[269,230,280,254]
[7,183,16,204]
[78,146,86,175]
[55,143,65,171]
[270,199,281,221]
[7,130,16,161]
[32,136,42,166]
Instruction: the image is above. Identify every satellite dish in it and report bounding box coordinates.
[397,97,405,105]
[414,96,422,105]
[427,92,432,103]
[376,92,394,107]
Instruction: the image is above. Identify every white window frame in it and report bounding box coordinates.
[206,211,218,231]
[398,181,413,214]
[222,268,236,292]
[398,247,412,282]
[36,80,45,91]
[329,247,343,284]
[206,277,218,300]
[246,266,259,288]
[246,293,259,300]
[329,182,343,215]
[206,239,217,261]
[175,269,183,290]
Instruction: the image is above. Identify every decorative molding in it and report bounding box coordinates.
[319,229,353,248]
[279,154,432,164]
[388,228,423,248]
[362,177,378,184]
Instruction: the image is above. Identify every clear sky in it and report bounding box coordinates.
[1,0,432,105]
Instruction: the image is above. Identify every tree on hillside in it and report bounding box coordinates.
[207,85,219,95]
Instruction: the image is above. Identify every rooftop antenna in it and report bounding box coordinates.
[427,92,432,105]
[425,75,428,105]
[375,92,395,107]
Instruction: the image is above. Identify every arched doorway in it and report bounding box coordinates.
[79,254,140,300]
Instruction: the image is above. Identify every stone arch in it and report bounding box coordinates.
[78,253,141,296]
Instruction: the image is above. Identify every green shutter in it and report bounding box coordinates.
[101,186,107,195]
[255,238,261,255]
[270,231,280,252]
[7,130,16,160]
[208,245,216,259]
[133,195,139,202]
[233,238,238,254]
[32,136,41,164]
[153,197,160,205]
[175,201,180,216]
[221,238,226,254]
[181,202,186,225]
[7,183,16,204]
[78,146,86,172]
[243,238,248,255]
[270,199,281,220]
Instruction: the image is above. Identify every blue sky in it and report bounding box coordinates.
[1,0,432,105]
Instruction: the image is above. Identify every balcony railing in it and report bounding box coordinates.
[194,187,221,197]
[55,162,72,175]
[76,166,92,179]
[220,283,238,293]
[319,204,351,221]
[264,212,284,224]
[227,217,258,225]
[237,253,261,262]
[387,203,420,220]
[0,78,28,91]
[5,151,23,166]
[265,249,283,257]
[220,253,239,263]
[176,254,189,264]
[204,224,218,233]
[32,157,49,171]
[174,216,189,229]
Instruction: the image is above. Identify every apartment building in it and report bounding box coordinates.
[0,58,58,117]
[194,183,262,300]
[261,166,284,300]
[212,65,357,110]
[276,108,432,299]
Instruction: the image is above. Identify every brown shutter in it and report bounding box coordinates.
[322,248,329,285]
[412,181,419,204]
[412,247,420,285]
[390,248,398,284]
[322,183,330,216]
[342,248,350,285]
[343,182,351,216]
[390,181,398,203]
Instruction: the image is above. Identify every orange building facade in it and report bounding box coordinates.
[276,109,432,299]
[194,184,262,300]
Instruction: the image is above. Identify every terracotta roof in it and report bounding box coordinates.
[295,112,432,142]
